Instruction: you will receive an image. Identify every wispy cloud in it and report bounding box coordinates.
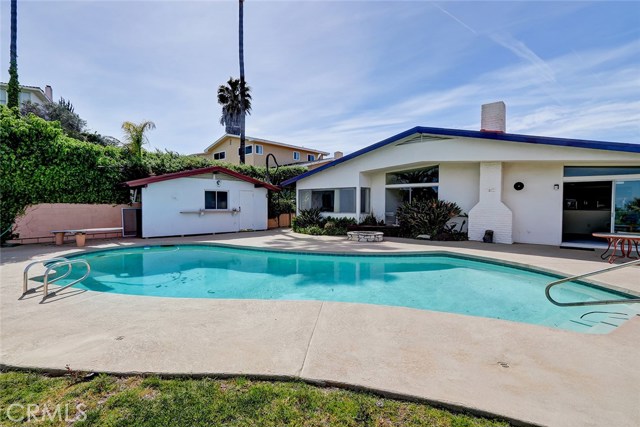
[2,1,637,155]
[488,32,556,84]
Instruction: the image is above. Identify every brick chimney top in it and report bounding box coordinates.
[480,101,506,133]
[44,85,53,102]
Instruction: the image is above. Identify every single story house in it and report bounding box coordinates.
[124,166,279,238]
[282,102,640,246]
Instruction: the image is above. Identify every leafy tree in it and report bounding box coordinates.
[81,131,121,147]
[121,120,156,159]
[217,78,251,136]
[21,98,120,145]
[21,98,87,139]
[7,0,19,109]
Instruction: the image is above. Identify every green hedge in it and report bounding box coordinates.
[0,106,306,242]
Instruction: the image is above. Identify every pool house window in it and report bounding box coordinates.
[298,188,356,213]
[204,191,228,210]
[293,151,300,161]
[307,154,315,161]
[255,144,263,155]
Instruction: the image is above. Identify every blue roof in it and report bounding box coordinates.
[281,126,640,186]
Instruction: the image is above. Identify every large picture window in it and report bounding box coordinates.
[385,165,439,224]
[299,188,356,213]
[204,191,228,210]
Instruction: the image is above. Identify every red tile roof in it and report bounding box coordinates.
[123,166,280,191]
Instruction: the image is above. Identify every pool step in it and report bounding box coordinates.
[567,311,635,333]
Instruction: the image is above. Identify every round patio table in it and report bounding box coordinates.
[592,232,640,264]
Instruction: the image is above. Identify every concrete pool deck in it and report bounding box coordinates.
[1,229,639,426]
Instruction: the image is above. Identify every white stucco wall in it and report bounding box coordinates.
[439,163,480,214]
[141,175,268,238]
[502,162,564,245]
[293,132,640,245]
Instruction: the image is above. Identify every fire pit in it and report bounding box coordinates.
[347,231,384,242]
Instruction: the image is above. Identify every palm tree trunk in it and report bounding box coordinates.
[7,0,20,109]
[238,0,246,164]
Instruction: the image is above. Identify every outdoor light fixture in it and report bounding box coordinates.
[553,184,560,190]
[514,182,525,191]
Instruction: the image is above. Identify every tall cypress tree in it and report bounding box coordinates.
[7,0,20,109]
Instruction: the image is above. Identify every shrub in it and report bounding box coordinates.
[396,198,463,239]
[292,210,356,236]
[359,213,383,226]
[300,225,325,235]
[293,208,324,231]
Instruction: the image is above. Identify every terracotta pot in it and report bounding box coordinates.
[75,233,86,247]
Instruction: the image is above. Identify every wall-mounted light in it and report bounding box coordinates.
[553,184,560,190]
[513,182,525,191]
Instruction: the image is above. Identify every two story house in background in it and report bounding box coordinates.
[0,83,53,106]
[199,134,340,169]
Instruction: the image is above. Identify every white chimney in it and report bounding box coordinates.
[480,101,506,133]
[334,151,343,159]
[45,85,53,102]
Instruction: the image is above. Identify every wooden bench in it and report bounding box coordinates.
[51,227,123,247]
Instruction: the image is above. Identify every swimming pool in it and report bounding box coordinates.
[56,244,639,334]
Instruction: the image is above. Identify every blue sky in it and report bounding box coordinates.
[2,1,639,155]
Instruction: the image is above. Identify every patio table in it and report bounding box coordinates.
[592,232,640,264]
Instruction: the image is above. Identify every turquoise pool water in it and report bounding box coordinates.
[58,245,639,333]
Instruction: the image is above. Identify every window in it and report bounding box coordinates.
[255,144,263,155]
[204,191,228,210]
[213,151,226,160]
[360,188,371,214]
[384,166,439,225]
[293,151,300,161]
[298,188,356,213]
[564,166,640,177]
[238,145,253,155]
[386,165,439,185]
[307,154,315,161]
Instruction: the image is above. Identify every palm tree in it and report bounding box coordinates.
[217,77,252,136]
[121,120,156,159]
[7,0,19,109]
[238,0,247,164]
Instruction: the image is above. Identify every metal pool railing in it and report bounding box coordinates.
[545,259,640,307]
[23,257,90,302]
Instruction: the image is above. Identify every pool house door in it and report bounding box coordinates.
[562,167,640,246]
[239,190,254,230]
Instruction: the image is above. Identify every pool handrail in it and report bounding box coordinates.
[41,259,91,302]
[545,259,640,307]
[23,257,71,295]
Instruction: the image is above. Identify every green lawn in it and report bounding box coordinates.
[0,371,510,426]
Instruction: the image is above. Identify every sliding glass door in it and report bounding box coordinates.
[614,180,640,233]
